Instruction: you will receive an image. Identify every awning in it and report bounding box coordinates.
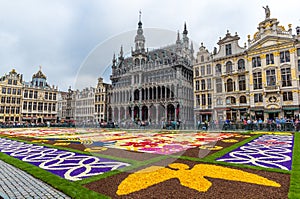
[264,110,281,113]
[250,106,264,111]
[199,112,212,114]
[231,108,248,111]
[282,107,299,111]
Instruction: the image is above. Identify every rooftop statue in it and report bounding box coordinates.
[263,5,270,19]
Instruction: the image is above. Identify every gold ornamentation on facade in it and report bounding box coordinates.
[260,54,266,59]
[291,68,296,79]
[289,48,296,54]
[277,69,281,81]
[273,52,280,57]
[249,74,253,85]
[278,25,286,31]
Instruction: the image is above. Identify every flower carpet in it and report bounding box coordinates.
[0,128,299,198]
[217,134,293,170]
[0,137,130,181]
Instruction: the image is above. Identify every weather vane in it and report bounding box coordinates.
[139,10,142,21]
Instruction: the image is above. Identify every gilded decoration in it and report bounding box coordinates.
[260,54,266,59]
[273,52,280,57]
[253,32,259,39]
[291,69,296,79]
[289,48,296,54]
[266,104,280,109]
[277,70,281,81]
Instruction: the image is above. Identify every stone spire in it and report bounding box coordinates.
[176,30,181,44]
[112,53,116,68]
[182,22,189,48]
[119,45,124,58]
[134,10,146,53]
[183,22,188,35]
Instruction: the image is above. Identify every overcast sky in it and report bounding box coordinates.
[0,0,299,91]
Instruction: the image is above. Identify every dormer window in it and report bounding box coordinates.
[201,55,204,62]
[225,44,232,55]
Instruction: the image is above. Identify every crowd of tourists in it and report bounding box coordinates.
[197,117,300,132]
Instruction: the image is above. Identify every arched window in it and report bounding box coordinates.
[195,68,199,77]
[239,96,247,104]
[135,58,140,66]
[201,55,204,62]
[134,89,139,101]
[226,96,236,105]
[226,61,233,73]
[226,79,234,92]
[216,64,222,74]
[238,59,245,70]
[216,78,222,93]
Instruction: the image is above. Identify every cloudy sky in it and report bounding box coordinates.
[0,0,299,91]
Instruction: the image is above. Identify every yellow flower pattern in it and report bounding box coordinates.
[117,163,280,195]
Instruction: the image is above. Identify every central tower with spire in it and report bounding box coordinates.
[133,11,146,55]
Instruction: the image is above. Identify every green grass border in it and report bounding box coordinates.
[289,133,300,199]
[0,152,109,199]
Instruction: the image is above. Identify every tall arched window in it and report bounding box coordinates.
[226,79,234,92]
[239,96,247,104]
[216,78,222,93]
[226,61,233,73]
[135,58,140,66]
[226,96,236,105]
[216,64,222,74]
[195,68,199,77]
[134,89,139,101]
[238,59,245,70]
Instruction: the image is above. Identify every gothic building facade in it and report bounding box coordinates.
[109,15,194,127]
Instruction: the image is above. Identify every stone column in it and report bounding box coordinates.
[156,104,159,123]
[131,107,134,121]
[139,106,142,121]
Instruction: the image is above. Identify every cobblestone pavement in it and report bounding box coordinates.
[0,160,70,199]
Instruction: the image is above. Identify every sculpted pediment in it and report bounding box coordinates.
[248,36,293,52]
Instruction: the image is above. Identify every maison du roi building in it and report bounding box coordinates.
[0,68,58,123]
[194,8,300,122]
[108,14,194,127]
